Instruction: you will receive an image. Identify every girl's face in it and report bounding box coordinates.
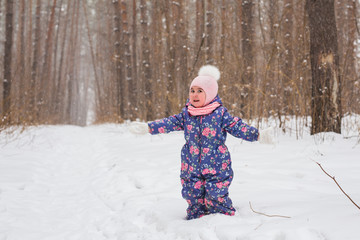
[189,86,206,108]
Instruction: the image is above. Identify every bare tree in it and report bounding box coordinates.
[140,0,153,120]
[121,0,134,120]
[82,0,99,119]
[194,0,205,71]
[205,0,214,64]
[14,0,26,116]
[131,0,139,119]
[39,0,57,120]
[2,0,14,122]
[24,0,33,121]
[220,0,226,63]
[241,0,255,118]
[30,0,42,121]
[293,0,311,127]
[264,0,280,118]
[54,0,70,122]
[65,0,80,124]
[306,0,342,134]
[163,0,177,116]
[176,1,188,103]
[151,0,165,118]
[337,0,358,114]
[281,0,294,114]
[113,0,124,121]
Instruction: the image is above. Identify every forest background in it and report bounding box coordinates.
[0,0,359,136]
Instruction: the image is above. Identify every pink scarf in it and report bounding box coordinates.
[187,102,221,116]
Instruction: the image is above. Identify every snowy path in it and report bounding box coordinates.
[0,125,360,240]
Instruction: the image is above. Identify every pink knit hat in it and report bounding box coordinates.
[190,65,221,105]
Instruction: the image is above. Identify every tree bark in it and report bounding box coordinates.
[25,0,33,121]
[121,0,132,120]
[140,0,152,121]
[338,0,358,114]
[282,0,294,115]
[163,0,176,116]
[241,0,255,117]
[15,0,26,116]
[172,1,187,104]
[54,0,69,122]
[265,0,280,117]
[65,0,79,124]
[220,0,226,63]
[205,0,214,64]
[131,0,138,119]
[194,0,205,70]
[113,0,124,120]
[30,0,42,122]
[2,0,14,121]
[40,0,57,120]
[306,0,342,134]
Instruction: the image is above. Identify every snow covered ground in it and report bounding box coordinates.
[0,123,359,240]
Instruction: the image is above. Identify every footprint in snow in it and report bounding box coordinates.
[134,180,144,189]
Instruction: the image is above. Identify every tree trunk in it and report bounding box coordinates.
[30,0,42,122]
[72,0,80,125]
[65,0,79,124]
[25,0,33,121]
[132,0,138,119]
[2,0,14,122]
[50,0,63,123]
[338,0,358,114]
[54,0,69,122]
[140,0,153,121]
[121,0,132,120]
[347,0,360,113]
[282,0,294,115]
[265,0,280,117]
[82,0,100,120]
[294,0,311,119]
[220,0,226,63]
[15,0,26,118]
[163,0,176,116]
[113,0,124,121]
[195,0,205,70]
[151,0,163,118]
[306,0,342,134]
[179,1,188,103]
[172,1,187,104]
[40,0,57,120]
[205,0,214,64]
[241,0,255,117]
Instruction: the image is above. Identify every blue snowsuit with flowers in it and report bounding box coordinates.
[148,96,259,220]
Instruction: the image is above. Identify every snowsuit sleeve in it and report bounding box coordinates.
[221,108,259,142]
[148,112,185,135]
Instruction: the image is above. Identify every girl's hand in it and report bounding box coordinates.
[259,127,275,144]
[128,122,149,135]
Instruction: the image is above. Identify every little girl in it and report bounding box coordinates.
[146,65,260,220]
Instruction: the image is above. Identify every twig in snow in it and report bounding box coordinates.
[249,202,291,218]
[316,162,360,210]
[343,135,359,139]
[254,222,263,231]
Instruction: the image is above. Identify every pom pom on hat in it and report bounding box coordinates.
[190,65,220,105]
[198,65,221,81]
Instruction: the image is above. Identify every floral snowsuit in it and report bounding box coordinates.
[148,96,259,220]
